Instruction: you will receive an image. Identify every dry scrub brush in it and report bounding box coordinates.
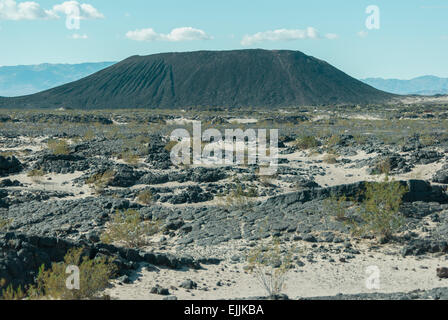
[136,189,154,206]
[294,136,320,150]
[101,209,159,248]
[27,168,45,183]
[246,237,295,298]
[218,182,258,210]
[324,194,350,222]
[85,170,115,194]
[0,217,12,232]
[347,177,408,242]
[1,248,116,300]
[47,139,70,155]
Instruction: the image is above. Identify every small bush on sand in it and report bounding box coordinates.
[120,150,139,165]
[324,195,349,221]
[1,248,116,300]
[101,209,159,248]
[34,248,116,300]
[247,237,294,298]
[27,168,45,177]
[47,139,70,155]
[219,183,258,210]
[294,136,320,150]
[347,177,408,242]
[326,134,342,148]
[86,170,115,194]
[323,153,338,164]
[0,218,12,232]
[27,168,45,183]
[137,189,153,205]
[373,158,391,175]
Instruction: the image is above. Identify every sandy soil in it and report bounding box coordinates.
[3,171,94,200]
[399,95,448,105]
[3,133,447,300]
[282,148,446,188]
[104,241,448,300]
[228,118,259,124]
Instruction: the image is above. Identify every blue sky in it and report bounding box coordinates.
[0,0,447,79]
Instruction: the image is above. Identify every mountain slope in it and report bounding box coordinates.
[0,62,116,97]
[0,50,394,109]
[361,76,448,95]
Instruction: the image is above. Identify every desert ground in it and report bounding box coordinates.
[1,103,448,300]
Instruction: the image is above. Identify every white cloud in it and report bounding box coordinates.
[126,28,158,41]
[51,1,104,20]
[126,27,212,42]
[165,27,212,41]
[0,0,56,20]
[241,27,323,46]
[0,0,103,21]
[358,30,368,38]
[325,33,339,40]
[70,33,87,39]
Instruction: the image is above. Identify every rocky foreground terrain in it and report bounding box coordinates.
[1,105,448,300]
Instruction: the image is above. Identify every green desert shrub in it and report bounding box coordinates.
[27,168,45,176]
[326,134,342,148]
[120,150,139,165]
[27,168,45,183]
[323,153,338,164]
[86,170,115,194]
[0,280,26,300]
[219,183,258,210]
[33,248,116,300]
[1,248,116,300]
[324,194,349,221]
[347,178,408,241]
[0,217,12,232]
[136,189,153,205]
[294,136,320,150]
[101,209,160,248]
[246,237,294,298]
[47,139,70,155]
[373,158,392,175]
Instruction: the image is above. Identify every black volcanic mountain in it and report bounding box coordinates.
[0,49,395,109]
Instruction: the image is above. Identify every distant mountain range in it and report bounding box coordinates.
[361,76,448,95]
[0,62,116,97]
[0,49,393,109]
